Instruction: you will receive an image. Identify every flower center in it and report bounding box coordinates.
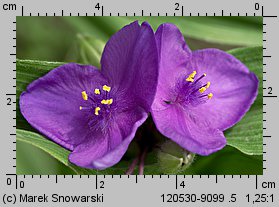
[171,70,213,108]
[79,85,114,131]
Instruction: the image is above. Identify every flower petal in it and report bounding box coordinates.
[152,23,192,111]
[69,108,148,169]
[190,49,259,130]
[101,21,158,111]
[20,63,107,150]
[152,105,226,156]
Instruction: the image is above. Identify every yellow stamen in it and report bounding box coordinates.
[101,99,113,105]
[186,70,197,82]
[208,93,213,99]
[95,107,101,115]
[199,82,211,93]
[81,91,88,101]
[203,73,207,77]
[199,87,206,93]
[102,85,111,92]
[94,88,100,95]
[79,106,83,110]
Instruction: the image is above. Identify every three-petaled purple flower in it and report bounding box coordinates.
[151,23,258,156]
[20,21,158,169]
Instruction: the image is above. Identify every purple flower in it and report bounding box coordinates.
[151,23,258,156]
[20,21,158,169]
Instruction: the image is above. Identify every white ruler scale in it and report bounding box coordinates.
[0,0,278,206]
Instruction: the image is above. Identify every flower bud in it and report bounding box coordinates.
[157,140,195,174]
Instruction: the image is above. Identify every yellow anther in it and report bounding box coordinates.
[107,99,113,105]
[199,87,206,93]
[206,81,211,88]
[81,91,88,101]
[186,70,197,82]
[208,93,213,99]
[101,99,113,105]
[95,107,101,115]
[191,70,197,76]
[102,85,111,92]
[94,88,100,95]
[186,77,194,82]
[203,73,207,77]
[79,106,83,110]
[101,100,107,104]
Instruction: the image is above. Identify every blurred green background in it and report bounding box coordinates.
[17,16,262,61]
[16,17,263,175]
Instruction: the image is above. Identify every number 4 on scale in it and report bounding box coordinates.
[95,3,101,10]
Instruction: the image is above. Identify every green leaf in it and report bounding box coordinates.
[225,46,263,155]
[17,140,76,175]
[179,146,262,175]
[16,129,96,174]
[76,34,105,67]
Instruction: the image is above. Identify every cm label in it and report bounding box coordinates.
[2,3,16,10]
